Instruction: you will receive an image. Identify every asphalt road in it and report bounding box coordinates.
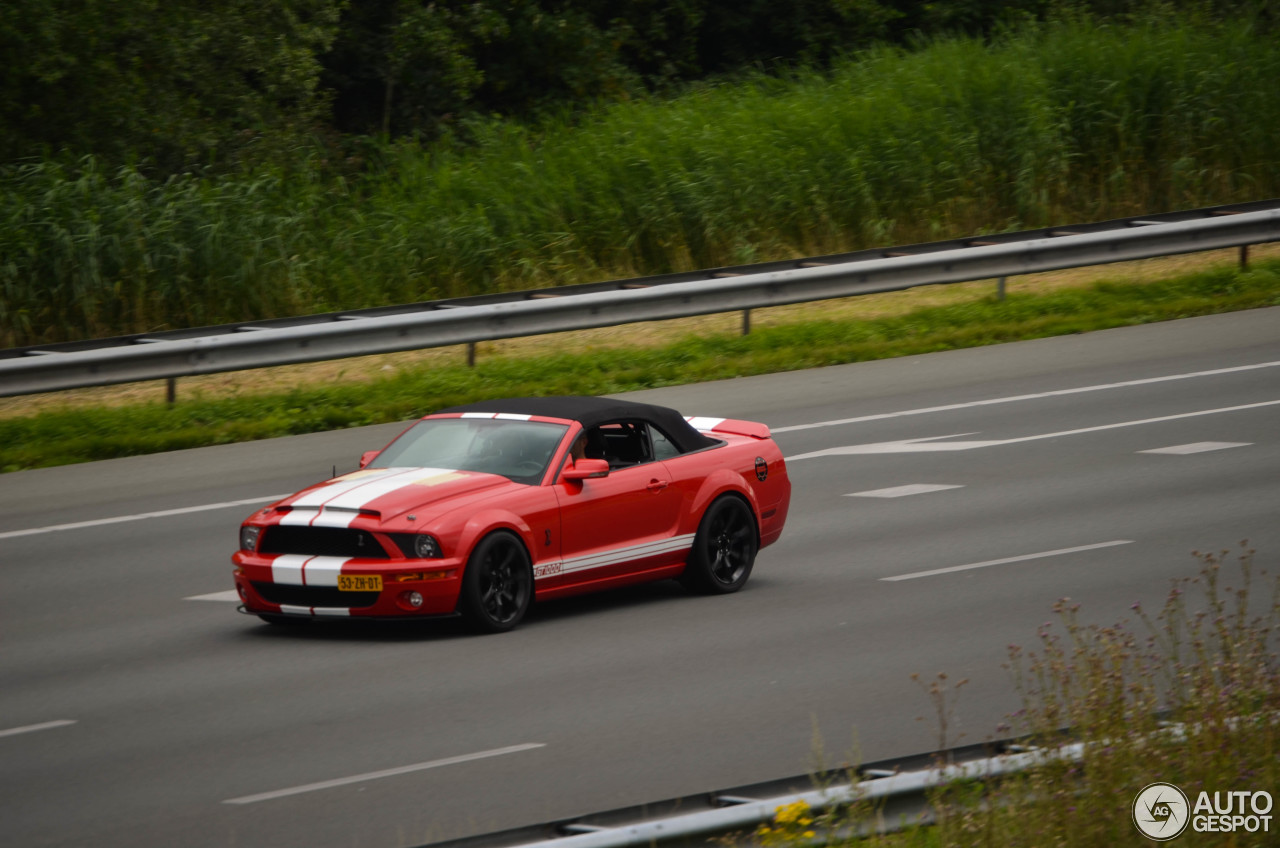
[2,307,1278,848]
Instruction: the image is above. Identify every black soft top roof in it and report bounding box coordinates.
[437,396,718,453]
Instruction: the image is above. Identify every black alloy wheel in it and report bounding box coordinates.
[461,531,533,632]
[682,495,758,594]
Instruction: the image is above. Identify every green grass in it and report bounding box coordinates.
[4,258,1278,472]
[755,544,1280,847]
[3,15,1280,347]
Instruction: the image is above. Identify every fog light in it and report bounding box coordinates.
[401,591,424,608]
[237,584,248,602]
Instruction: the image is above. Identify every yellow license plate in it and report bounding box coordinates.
[338,574,383,592]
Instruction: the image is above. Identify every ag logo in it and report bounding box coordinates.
[754,456,768,482]
[1133,782,1190,841]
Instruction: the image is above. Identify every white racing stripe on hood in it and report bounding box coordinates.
[282,467,455,526]
[309,509,361,529]
[280,508,354,528]
[319,468,448,511]
[288,468,411,509]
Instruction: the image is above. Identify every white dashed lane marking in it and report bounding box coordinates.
[223,743,546,805]
[1139,442,1252,455]
[0,720,77,739]
[186,590,240,602]
[845,484,964,498]
[881,540,1134,582]
[788,399,1280,460]
[0,495,288,541]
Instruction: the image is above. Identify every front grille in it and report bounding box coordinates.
[259,526,390,558]
[252,582,380,608]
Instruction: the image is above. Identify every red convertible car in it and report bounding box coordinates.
[232,396,790,631]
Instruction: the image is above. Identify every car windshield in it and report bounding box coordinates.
[369,418,569,485]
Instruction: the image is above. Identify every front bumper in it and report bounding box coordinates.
[231,551,465,618]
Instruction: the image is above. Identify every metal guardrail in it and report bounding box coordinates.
[416,737,1086,848]
[2,201,1279,397]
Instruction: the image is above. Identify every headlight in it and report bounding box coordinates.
[414,534,442,558]
[240,526,262,551]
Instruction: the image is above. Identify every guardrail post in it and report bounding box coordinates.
[166,378,177,405]
[997,276,1007,300]
[1241,244,1250,270]
[467,342,477,367]
[742,309,751,335]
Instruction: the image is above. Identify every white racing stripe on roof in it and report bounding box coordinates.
[460,412,533,420]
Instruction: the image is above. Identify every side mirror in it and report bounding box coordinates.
[562,458,609,481]
[359,450,379,469]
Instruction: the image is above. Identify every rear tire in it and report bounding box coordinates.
[460,531,533,632]
[680,495,758,594]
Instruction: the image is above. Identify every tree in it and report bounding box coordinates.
[0,0,343,171]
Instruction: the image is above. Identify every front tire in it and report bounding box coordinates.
[681,495,758,594]
[460,531,533,632]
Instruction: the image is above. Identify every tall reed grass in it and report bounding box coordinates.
[3,16,1279,347]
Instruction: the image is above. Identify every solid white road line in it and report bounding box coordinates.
[1139,442,1252,455]
[789,399,1280,460]
[845,484,964,498]
[0,495,289,541]
[185,590,241,602]
[223,743,546,805]
[0,720,77,739]
[773,360,1280,434]
[881,540,1134,582]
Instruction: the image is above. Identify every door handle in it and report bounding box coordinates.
[647,479,669,492]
